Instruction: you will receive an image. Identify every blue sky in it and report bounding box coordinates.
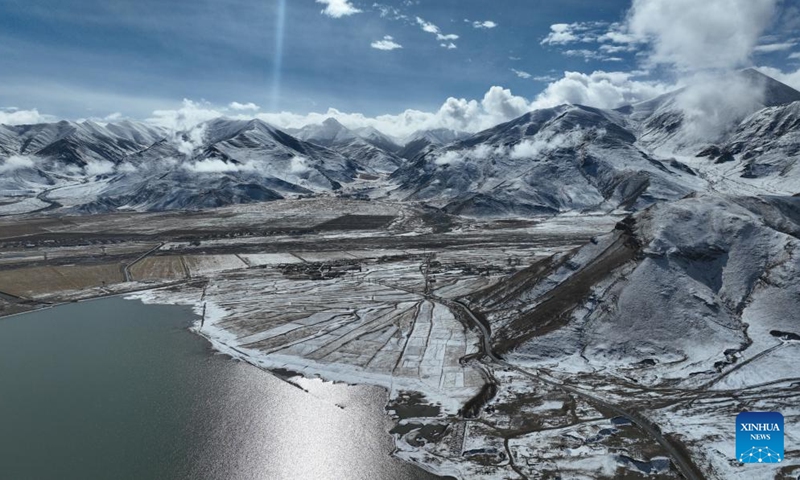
[1,0,799,135]
[0,0,637,116]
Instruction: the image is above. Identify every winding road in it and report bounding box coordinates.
[446,298,705,480]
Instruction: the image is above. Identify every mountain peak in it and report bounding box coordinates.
[322,117,346,129]
[738,68,800,107]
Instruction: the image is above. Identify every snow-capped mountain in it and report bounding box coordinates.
[712,101,800,194]
[1,70,799,215]
[386,70,800,216]
[0,118,377,212]
[389,104,703,216]
[396,128,470,161]
[402,128,469,146]
[288,118,405,173]
[625,68,800,153]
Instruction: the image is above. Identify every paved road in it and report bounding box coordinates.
[447,298,704,480]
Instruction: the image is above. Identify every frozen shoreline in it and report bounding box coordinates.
[126,288,485,478]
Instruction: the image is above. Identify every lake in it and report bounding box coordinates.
[0,297,441,479]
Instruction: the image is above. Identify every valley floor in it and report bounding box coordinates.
[1,197,796,479]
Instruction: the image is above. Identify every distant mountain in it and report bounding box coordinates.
[288,118,405,173]
[402,128,469,146]
[0,118,375,212]
[390,104,701,216]
[622,68,800,152]
[397,128,470,160]
[2,70,799,215]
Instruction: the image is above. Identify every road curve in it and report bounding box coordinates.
[447,298,704,480]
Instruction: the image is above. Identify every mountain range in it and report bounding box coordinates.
[0,68,798,215]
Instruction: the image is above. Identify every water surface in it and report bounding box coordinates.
[0,297,440,480]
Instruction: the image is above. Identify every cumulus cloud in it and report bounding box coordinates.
[229,102,260,111]
[472,20,497,29]
[220,70,669,139]
[316,0,361,18]
[531,71,670,110]
[610,0,788,142]
[676,74,768,142]
[440,42,457,50]
[625,0,780,71]
[371,35,403,51]
[146,99,217,156]
[0,108,54,126]
[0,155,36,173]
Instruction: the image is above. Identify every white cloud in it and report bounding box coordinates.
[625,0,780,70]
[251,71,670,138]
[754,42,797,53]
[531,71,671,110]
[0,108,54,126]
[541,23,581,45]
[510,131,584,159]
[416,17,440,34]
[184,158,239,173]
[472,20,497,29]
[434,150,463,166]
[564,49,602,61]
[373,4,405,20]
[147,99,221,131]
[512,69,532,79]
[371,35,403,50]
[541,22,605,45]
[790,52,800,60]
[316,0,361,18]
[0,155,36,173]
[229,102,260,111]
[146,99,217,156]
[416,16,458,47]
[675,73,770,142]
[598,23,640,46]
[84,160,115,176]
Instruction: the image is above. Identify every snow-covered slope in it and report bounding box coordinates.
[0,118,375,212]
[390,104,703,216]
[628,69,800,153]
[468,193,800,387]
[289,118,405,173]
[713,101,800,194]
[396,128,470,161]
[1,70,798,215]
